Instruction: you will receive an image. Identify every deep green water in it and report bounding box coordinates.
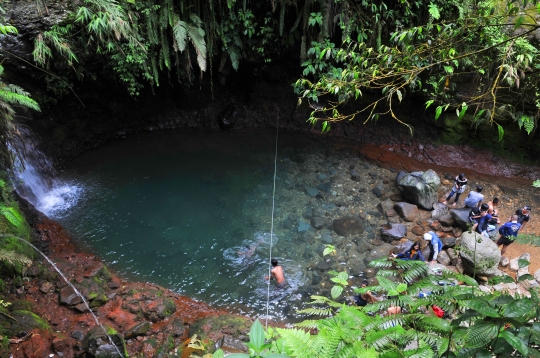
[49,129,334,320]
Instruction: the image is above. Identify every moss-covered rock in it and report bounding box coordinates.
[0,310,50,337]
[190,315,251,344]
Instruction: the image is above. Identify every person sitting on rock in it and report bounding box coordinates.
[354,280,377,306]
[496,214,522,255]
[470,203,489,232]
[424,232,443,265]
[487,197,501,225]
[443,173,467,207]
[391,241,425,261]
[463,185,484,208]
[513,206,531,231]
[475,208,493,238]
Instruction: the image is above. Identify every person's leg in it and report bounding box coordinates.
[454,192,462,205]
[444,189,456,204]
[501,244,509,256]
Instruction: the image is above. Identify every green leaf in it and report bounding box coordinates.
[428,3,441,19]
[0,206,23,228]
[514,16,524,30]
[225,354,250,358]
[396,283,407,293]
[458,103,468,120]
[518,259,530,268]
[213,349,225,358]
[425,100,434,109]
[504,298,536,318]
[517,274,533,282]
[249,319,265,352]
[331,285,343,299]
[387,289,399,296]
[435,106,443,120]
[337,271,348,282]
[265,355,290,358]
[467,300,500,317]
[499,330,528,356]
[497,125,504,142]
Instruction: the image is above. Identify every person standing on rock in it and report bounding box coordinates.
[443,173,467,207]
[513,206,531,231]
[265,258,286,289]
[424,232,443,264]
[464,185,484,208]
[496,214,522,255]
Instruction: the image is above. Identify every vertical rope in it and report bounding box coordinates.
[265,113,279,329]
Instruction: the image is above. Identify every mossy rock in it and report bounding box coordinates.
[89,293,108,309]
[190,315,251,343]
[82,324,125,358]
[124,321,152,339]
[10,299,33,312]
[0,310,50,336]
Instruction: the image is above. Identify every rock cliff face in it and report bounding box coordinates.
[3,0,540,180]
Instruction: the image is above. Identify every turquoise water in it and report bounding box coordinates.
[49,129,331,320]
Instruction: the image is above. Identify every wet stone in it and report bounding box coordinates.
[310,216,328,230]
[412,226,425,236]
[282,219,293,230]
[305,187,319,197]
[321,233,333,244]
[71,330,85,342]
[317,173,327,181]
[316,261,330,271]
[372,186,383,198]
[40,282,54,294]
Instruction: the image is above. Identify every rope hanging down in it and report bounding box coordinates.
[265,113,279,329]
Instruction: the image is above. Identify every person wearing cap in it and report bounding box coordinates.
[424,231,443,264]
[514,206,531,230]
[464,185,484,209]
[496,214,522,255]
[443,173,467,207]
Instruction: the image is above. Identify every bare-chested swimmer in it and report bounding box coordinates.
[265,258,286,289]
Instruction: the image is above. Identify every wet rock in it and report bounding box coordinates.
[350,171,361,181]
[321,233,333,244]
[71,330,85,341]
[431,203,448,220]
[83,325,124,358]
[73,303,91,313]
[393,202,419,222]
[0,310,49,337]
[396,170,440,209]
[316,261,330,271]
[392,240,414,255]
[459,231,501,276]
[389,193,403,201]
[380,223,407,242]
[282,218,293,230]
[53,336,76,358]
[379,198,395,213]
[302,207,312,219]
[310,216,328,230]
[40,281,54,294]
[333,217,365,237]
[125,322,152,339]
[217,336,248,353]
[442,237,457,248]
[372,185,383,198]
[60,285,86,306]
[312,276,322,285]
[449,208,471,229]
[439,213,455,227]
[437,251,451,266]
[317,182,332,192]
[297,219,311,233]
[363,268,378,278]
[365,243,393,264]
[318,173,328,181]
[305,187,319,197]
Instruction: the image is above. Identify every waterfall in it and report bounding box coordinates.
[11,125,81,216]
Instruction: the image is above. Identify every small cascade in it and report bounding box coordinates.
[11,126,81,216]
[2,234,124,357]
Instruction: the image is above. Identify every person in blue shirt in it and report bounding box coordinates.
[464,185,484,208]
[496,214,522,255]
[424,231,443,264]
[392,241,425,261]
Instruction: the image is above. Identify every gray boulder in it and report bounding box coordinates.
[393,202,419,222]
[392,240,414,255]
[365,243,393,265]
[310,216,328,230]
[510,253,530,271]
[396,170,441,210]
[459,231,501,276]
[449,208,471,229]
[431,203,448,220]
[83,325,124,358]
[380,223,407,242]
[437,251,452,266]
[439,213,455,227]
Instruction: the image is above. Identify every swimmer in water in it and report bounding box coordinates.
[265,258,286,289]
[237,238,264,258]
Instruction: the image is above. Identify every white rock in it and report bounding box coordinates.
[517,267,530,280]
[510,253,531,271]
[478,285,492,293]
[534,268,540,283]
[499,256,509,267]
[505,282,517,290]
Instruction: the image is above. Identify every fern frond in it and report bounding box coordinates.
[276,328,316,358]
[0,249,32,266]
[368,257,395,268]
[463,321,498,348]
[0,24,17,35]
[296,307,333,316]
[294,319,319,329]
[173,19,188,51]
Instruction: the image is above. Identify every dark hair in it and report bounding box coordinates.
[493,198,499,204]
[525,206,532,211]
[271,258,278,266]
[412,242,420,248]
[480,203,489,211]
[362,280,369,286]
[476,185,483,192]
[458,173,465,180]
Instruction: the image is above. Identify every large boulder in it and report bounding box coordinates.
[365,243,394,265]
[449,208,471,229]
[396,170,441,210]
[459,231,501,276]
[333,217,365,236]
[393,202,419,222]
[380,223,407,242]
[83,325,124,358]
[431,203,448,220]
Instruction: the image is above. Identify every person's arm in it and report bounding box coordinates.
[417,250,426,262]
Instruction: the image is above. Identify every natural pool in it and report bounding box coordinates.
[42,129,386,321]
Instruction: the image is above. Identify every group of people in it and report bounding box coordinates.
[390,231,444,264]
[445,173,531,255]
